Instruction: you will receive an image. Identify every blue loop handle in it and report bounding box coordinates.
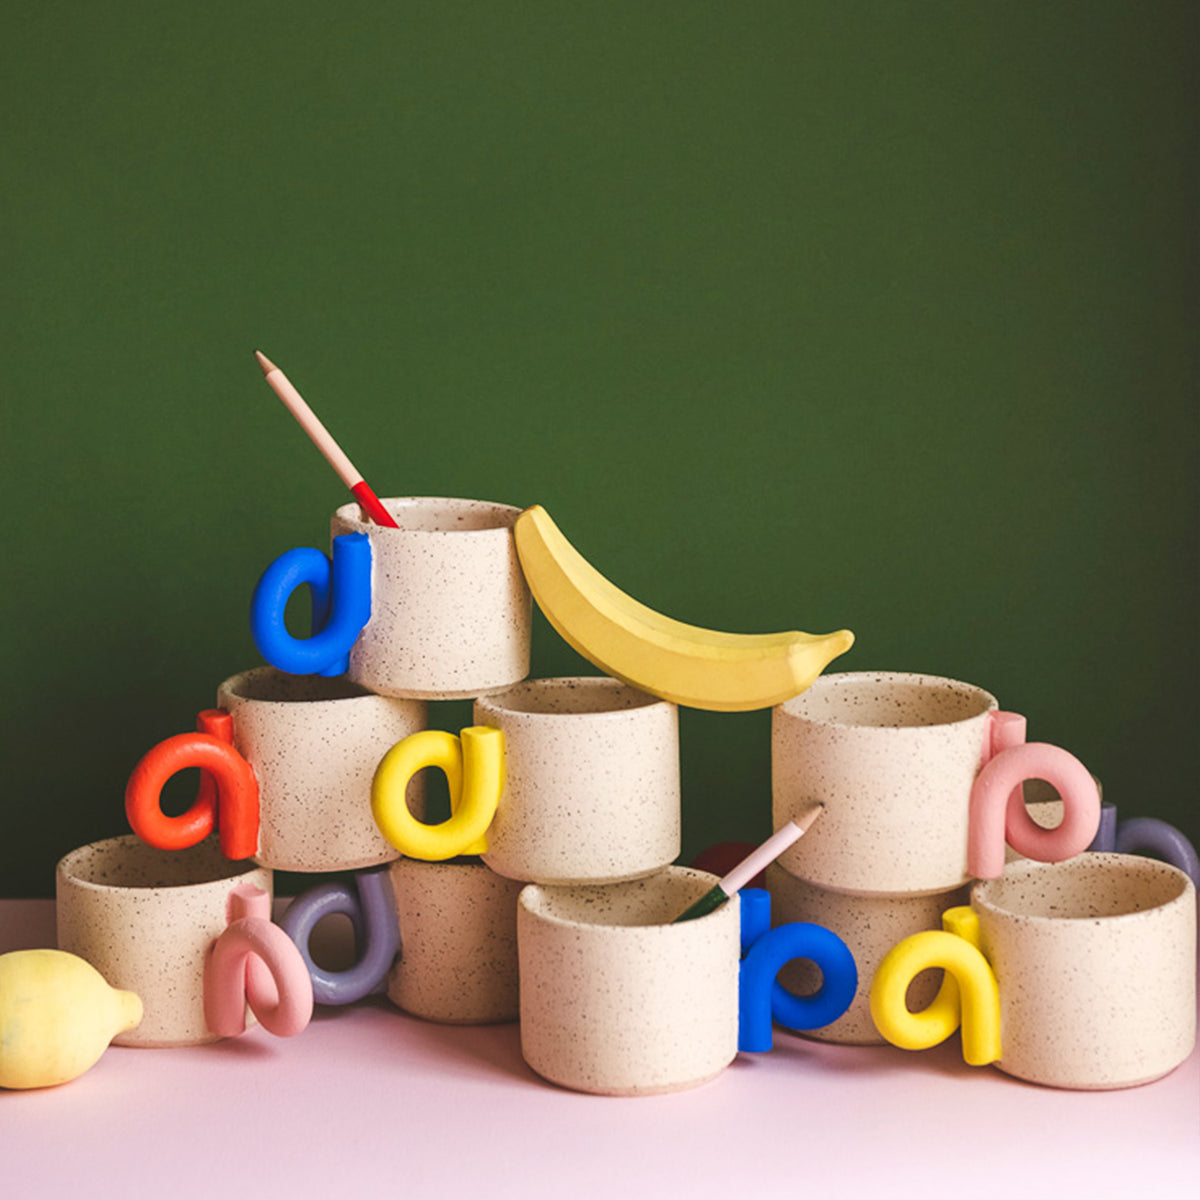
[279,865,400,1006]
[739,887,772,953]
[737,889,857,1053]
[250,533,372,676]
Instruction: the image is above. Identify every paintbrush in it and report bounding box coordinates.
[255,350,399,528]
[672,804,825,922]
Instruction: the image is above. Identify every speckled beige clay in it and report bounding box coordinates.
[518,867,740,1096]
[331,497,530,699]
[474,677,681,885]
[387,857,523,1024]
[217,668,427,872]
[56,835,272,1047]
[973,854,1196,1089]
[773,672,1000,894]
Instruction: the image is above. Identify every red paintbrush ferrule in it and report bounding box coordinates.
[352,481,399,528]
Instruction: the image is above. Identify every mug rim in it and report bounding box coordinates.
[219,666,380,706]
[775,670,998,730]
[476,675,672,720]
[972,853,1195,926]
[518,866,724,933]
[333,496,521,535]
[57,834,265,896]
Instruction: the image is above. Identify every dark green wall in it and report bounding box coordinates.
[3,3,1196,897]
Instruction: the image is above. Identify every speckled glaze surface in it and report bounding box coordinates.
[217,668,426,872]
[765,861,969,1044]
[474,677,680,885]
[331,497,530,699]
[387,857,523,1024]
[56,835,272,1047]
[517,867,740,1096]
[772,672,998,894]
[973,854,1197,1089]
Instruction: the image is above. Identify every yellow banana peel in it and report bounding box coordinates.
[514,505,854,711]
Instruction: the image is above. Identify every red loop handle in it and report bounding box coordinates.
[125,711,259,859]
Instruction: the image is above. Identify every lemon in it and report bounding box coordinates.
[0,949,142,1089]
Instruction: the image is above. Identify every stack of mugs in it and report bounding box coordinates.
[47,497,1198,1096]
[767,671,1197,1089]
[53,498,744,1093]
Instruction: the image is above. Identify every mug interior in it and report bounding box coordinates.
[520,868,716,929]
[974,854,1191,921]
[780,671,995,729]
[480,676,662,717]
[221,667,372,704]
[335,496,519,533]
[59,835,257,891]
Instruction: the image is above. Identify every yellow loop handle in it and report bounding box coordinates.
[869,906,1002,1067]
[371,726,505,860]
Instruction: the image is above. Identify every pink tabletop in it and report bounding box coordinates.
[2,899,1197,1196]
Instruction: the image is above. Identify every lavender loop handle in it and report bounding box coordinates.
[1114,818,1200,890]
[1087,802,1120,854]
[280,866,400,1005]
[1085,802,1199,889]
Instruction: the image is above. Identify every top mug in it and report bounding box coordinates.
[772,672,1100,895]
[253,497,532,700]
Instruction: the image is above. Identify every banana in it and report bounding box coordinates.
[513,505,855,711]
[0,949,142,1089]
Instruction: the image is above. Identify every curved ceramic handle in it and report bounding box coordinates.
[250,532,372,677]
[204,885,313,1038]
[125,709,259,860]
[1113,817,1200,889]
[968,735,1101,879]
[869,907,1001,1066]
[737,888,857,1053]
[280,866,400,1006]
[371,727,504,860]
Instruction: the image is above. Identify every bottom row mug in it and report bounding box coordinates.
[56,836,312,1046]
[872,854,1197,1090]
[517,867,742,1095]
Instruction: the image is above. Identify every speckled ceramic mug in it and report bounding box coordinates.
[332,497,531,699]
[772,671,1101,894]
[56,835,310,1047]
[251,498,531,699]
[972,854,1196,1089]
[765,860,969,1045]
[474,677,681,884]
[125,669,427,872]
[386,857,524,1024]
[373,677,681,883]
[517,867,741,1095]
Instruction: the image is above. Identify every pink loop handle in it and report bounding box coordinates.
[204,885,313,1038]
[968,742,1101,879]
